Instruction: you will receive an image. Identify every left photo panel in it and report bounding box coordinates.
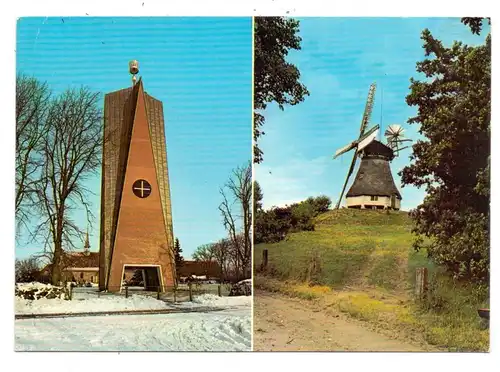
[15,17,252,351]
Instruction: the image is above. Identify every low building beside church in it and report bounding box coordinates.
[39,250,99,285]
[177,261,221,282]
[39,232,99,285]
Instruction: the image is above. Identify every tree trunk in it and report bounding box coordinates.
[51,242,62,285]
[51,211,64,286]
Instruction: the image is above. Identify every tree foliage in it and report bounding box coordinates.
[461,17,491,35]
[254,17,309,163]
[253,181,263,214]
[255,195,332,244]
[174,238,184,283]
[400,18,490,282]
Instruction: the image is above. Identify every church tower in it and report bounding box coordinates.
[99,61,175,292]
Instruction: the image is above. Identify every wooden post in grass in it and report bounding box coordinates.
[261,249,268,271]
[189,282,193,302]
[218,284,222,297]
[125,286,128,298]
[69,285,73,301]
[173,286,177,303]
[415,267,428,300]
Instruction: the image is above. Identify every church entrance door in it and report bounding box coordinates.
[122,265,163,293]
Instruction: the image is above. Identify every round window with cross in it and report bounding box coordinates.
[132,179,152,198]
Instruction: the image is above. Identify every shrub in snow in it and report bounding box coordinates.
[15,282,69,300]
[229,279,251,296]
[15,258,40,283]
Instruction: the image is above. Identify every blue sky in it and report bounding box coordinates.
[16,17,252,260]
[255,17,490,211]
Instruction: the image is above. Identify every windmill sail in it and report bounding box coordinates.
[357,128,379,152]
[334,141,356,159]
[335,151,358,209]
[359,83,377,135]
[333,83,378,209]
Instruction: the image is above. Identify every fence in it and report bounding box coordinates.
[69,282,232,303]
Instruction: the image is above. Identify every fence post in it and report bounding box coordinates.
[261,249,268,271]
[125,286,128,299]
[173,286,177,303]
[218,284,222,297]
[415,267,428,300]
[157,285,160,300]
[69,285,73,301]
[189,282,193,302]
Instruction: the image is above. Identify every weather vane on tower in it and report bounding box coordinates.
[129,60,139,85]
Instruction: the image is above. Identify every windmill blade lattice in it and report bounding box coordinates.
[384,124,407,153]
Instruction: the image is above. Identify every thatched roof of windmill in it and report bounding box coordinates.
[346,156,402,199]
[361,140,395,160]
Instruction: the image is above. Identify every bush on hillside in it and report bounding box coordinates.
[255,195,332,244]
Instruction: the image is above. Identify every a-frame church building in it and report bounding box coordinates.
[99,61,175,292]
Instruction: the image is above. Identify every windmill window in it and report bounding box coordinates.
[370,196,379,201]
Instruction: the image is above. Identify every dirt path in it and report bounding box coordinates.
[253,290,428,352]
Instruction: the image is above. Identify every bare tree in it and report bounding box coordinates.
[32,87,103,285]
[192,243,216,279]
[15,74,51,236]
[212,238,231,282]
[219,162,252,279]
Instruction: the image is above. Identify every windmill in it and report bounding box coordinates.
[333,83,379,209]
[333,83,412,210]
[384,124,412,155]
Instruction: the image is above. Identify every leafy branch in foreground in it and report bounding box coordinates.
[401,18,490,282]
[253,17,309,163]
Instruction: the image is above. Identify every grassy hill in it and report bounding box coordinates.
[254,209,489,352]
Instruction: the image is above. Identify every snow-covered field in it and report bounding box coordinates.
[15,283,251,351]
[15,309,251,351]
[15,288,250,315]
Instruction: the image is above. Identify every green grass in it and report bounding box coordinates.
[254,208,489,352]
[255,209,413,288]
[367,253,401,289]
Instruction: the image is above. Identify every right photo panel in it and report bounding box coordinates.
[253,17,490,352]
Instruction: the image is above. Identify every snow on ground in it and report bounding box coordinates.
[15,283,252,351]
[15,285,251,314]
[191,293,251,307]
[15,294,174,314]
[15,307,251,351]
[16,282,60,290]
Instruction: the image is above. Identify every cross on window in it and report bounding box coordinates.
[132,179,152,198]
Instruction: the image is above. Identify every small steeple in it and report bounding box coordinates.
[84,229,90,256]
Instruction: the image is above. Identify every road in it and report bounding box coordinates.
[253,290,430,352]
